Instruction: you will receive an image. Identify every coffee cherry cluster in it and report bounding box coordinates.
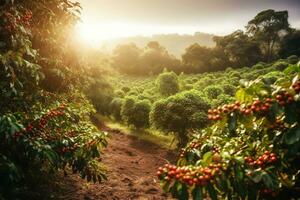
[157,163,223,186]
[208,101,241,120]
[260,188,277,197]
[208,89,299,123]
[245,151,278,168]
[12,104,67,141]
[60,143,79,154]
[21,10,32,27]
[292,80,300,93]
[269,117,286,130]
[275,92,294,107]
[180,141,202,157]
[2,9,32,33]
[32,104,66,131]
[3,11,16,32]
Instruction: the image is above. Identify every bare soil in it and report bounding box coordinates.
[34,125,177,200]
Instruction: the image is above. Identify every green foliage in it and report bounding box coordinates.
[0,1,108,197]
[194,77,214,90]
[287,55,299,64]
[222,84,236,96]
[115,90,125,98]
[150,90,211,146]
[279,30,300,58]
[158,69,300,199]
[110,98,124,121]
[246,9,290,62]
[272,61,289,71]
[156,71,180,96]
[204,85,223,99]
[213,93,235,106]
[85,79,114,115]
[121,97,151,129]
[214,30,262,67]
[112,42,180,75]
[121,86,130,93]
[260,71,285,84]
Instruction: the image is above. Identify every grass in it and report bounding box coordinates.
[94,114,177,150]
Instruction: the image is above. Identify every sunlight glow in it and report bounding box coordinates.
[75,19,231,47]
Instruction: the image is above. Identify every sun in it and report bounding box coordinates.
[75,21,142,46]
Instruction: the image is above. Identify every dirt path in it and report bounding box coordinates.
[46,126,177,200]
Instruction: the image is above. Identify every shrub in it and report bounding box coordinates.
[194,77,214,90]
[228,71,241,78]
[214,93,235,106]
[115,90,125,98]
[150,90,211,147]
[121,86,130,93]
[260,71,285,84]
[272,61,289,71]
[222,84,237,96]
[252,62,265,70]
[130,100,151,129]
[110,98,124,121]
[0,95,107,197]
[157,74,300,200]
[287,55,298,64]
[127,90,139,96]
[204,85,223,99]
[85,79,114,115]
[156,71,180,96]
[121,97,151,129]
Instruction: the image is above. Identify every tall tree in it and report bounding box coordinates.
[214,30,262,67]
[181,43,214,73]
[279,29,300,58]
[246,9,290,62]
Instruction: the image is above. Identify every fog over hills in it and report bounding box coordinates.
[100,32,216,57]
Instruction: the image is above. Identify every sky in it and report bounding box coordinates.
[75,0,300,44]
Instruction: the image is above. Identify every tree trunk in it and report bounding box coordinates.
[177,129,188,148]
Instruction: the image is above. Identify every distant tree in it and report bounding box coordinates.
[141,41,181,74]
[246,9,290,62]
[214,30,262,67]
[156,71,180,96]
[279,30,300,58]
[150,90,211,147]
[112,43,142,75]
[182,44,214,73]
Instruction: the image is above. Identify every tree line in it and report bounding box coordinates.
[112,9,300,75]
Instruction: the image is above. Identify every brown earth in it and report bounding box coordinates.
[35,125,177,200]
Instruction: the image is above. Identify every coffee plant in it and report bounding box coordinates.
[157,70,300,199]
[0,1,108,198]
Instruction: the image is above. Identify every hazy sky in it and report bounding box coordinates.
[76,0,300,43]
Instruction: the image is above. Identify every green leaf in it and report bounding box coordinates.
[192,185,203,200]
[178,184,189,200]
[261,172,275,189]
[284,125,300,145]
[228,113,237,134]
[284,104,298,124]
[251,170,262,183]
[207,183,218,200]
[202,151,213,166]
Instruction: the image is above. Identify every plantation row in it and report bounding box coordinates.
[90,57,300,199]
[156,67,300,199]
[0,1,108,199]
[94,57,299,146]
